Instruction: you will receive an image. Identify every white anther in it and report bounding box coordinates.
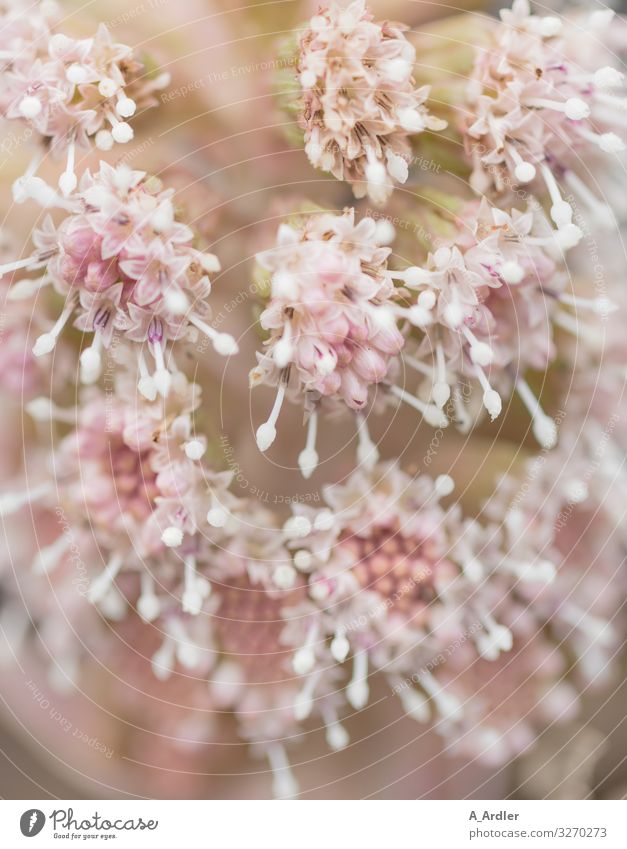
[161,526,183,547]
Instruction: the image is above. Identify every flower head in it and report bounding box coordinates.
[294,0,446,202]
[388,198,607,447]
[3,162,237,393]
[466,0,625,232]
[251,208,404,472]
[2,4,169,198]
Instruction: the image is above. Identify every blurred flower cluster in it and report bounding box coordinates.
[0,0,625,799]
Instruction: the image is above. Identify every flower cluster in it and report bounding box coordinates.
[293,0,446,203]
[389,198,609,446]
[466,0,625,233]
[3,162,237,393]
[251,208,409,474]
[0,0,625,802]
[1,1,168,197]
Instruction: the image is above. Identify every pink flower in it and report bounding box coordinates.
[294,0,446,202]
[388,199,606,447]
[466,0,625,234]
[2,8,170,198]
[2,162,237,394]
[250,208,406,473]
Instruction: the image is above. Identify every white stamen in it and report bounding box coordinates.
[95,130,114,151]
[384,57,412,82]
[508,144,536,183]
[538,16,562,37]
[563,170,615,229]
[150,338,171,398]
[151,637,175,680]
[323,707,349,750]
[169,619,202,668]
[88,554,123,603]
[419,670,461,720]
[385,150,408,183]
[66,63,89,84]
[527,96,590,121]
[397,685,430,722]
[206,494,229,527]
[58,139,76,196]
[565,478,589,503]
[273,563,297,590]
[184,440,205,460]
[98,77,118,98]
[267,744,299,800]
[116,95,136,118]
[510,558,556,584]
[443,294,464,328]
[403,353,434,378]
[562,604,614,645]
[292,645,316,676]
[137,573,161,621]
[19,96,42,118]
[314,509,334,532]
[300,69,316,88]
[452,384,472,433]
[365,153,387,187]
[435,474,455,498]
[390,384,449,428]
[26,397,76,424]
[432,381,450,408]
[347,648,369,709]
[474,365,502,420]
[500,260,525,284]
[540,164,573,229]
[151,202,174,233]
[292,622,319,675]
[283,515,312,540]
[80,339,102,385]
[0,483,50,516]
[0,255,39,276]
[293,550,313,572]
[462,325,493,366]
[32,534,70,574]
[137,351,157,401]
[398,107,425,132]
[433,342,450,408]
[33,298,76,356]
[373,219,396,246]
[188,313,239,356]
[110,120,133,144]
[8,275,51,300]
[293,671,320,720]
[464,557,484,583]
[182,555,204,615]
[559,292,617,316]
[396,302,432,329]
[271,270,299,300]
[256,379,286,452]
[330,629,350,663]
[161,526,184,548]
[273,323,294,369]
[298,411,318,479]
[516,377,557,448]
[554,309,599,346]
[593,66,624,89]
[164,287,189,315]
[355,412,379,469]
[476,612,513,660]
[386,266,433,287]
